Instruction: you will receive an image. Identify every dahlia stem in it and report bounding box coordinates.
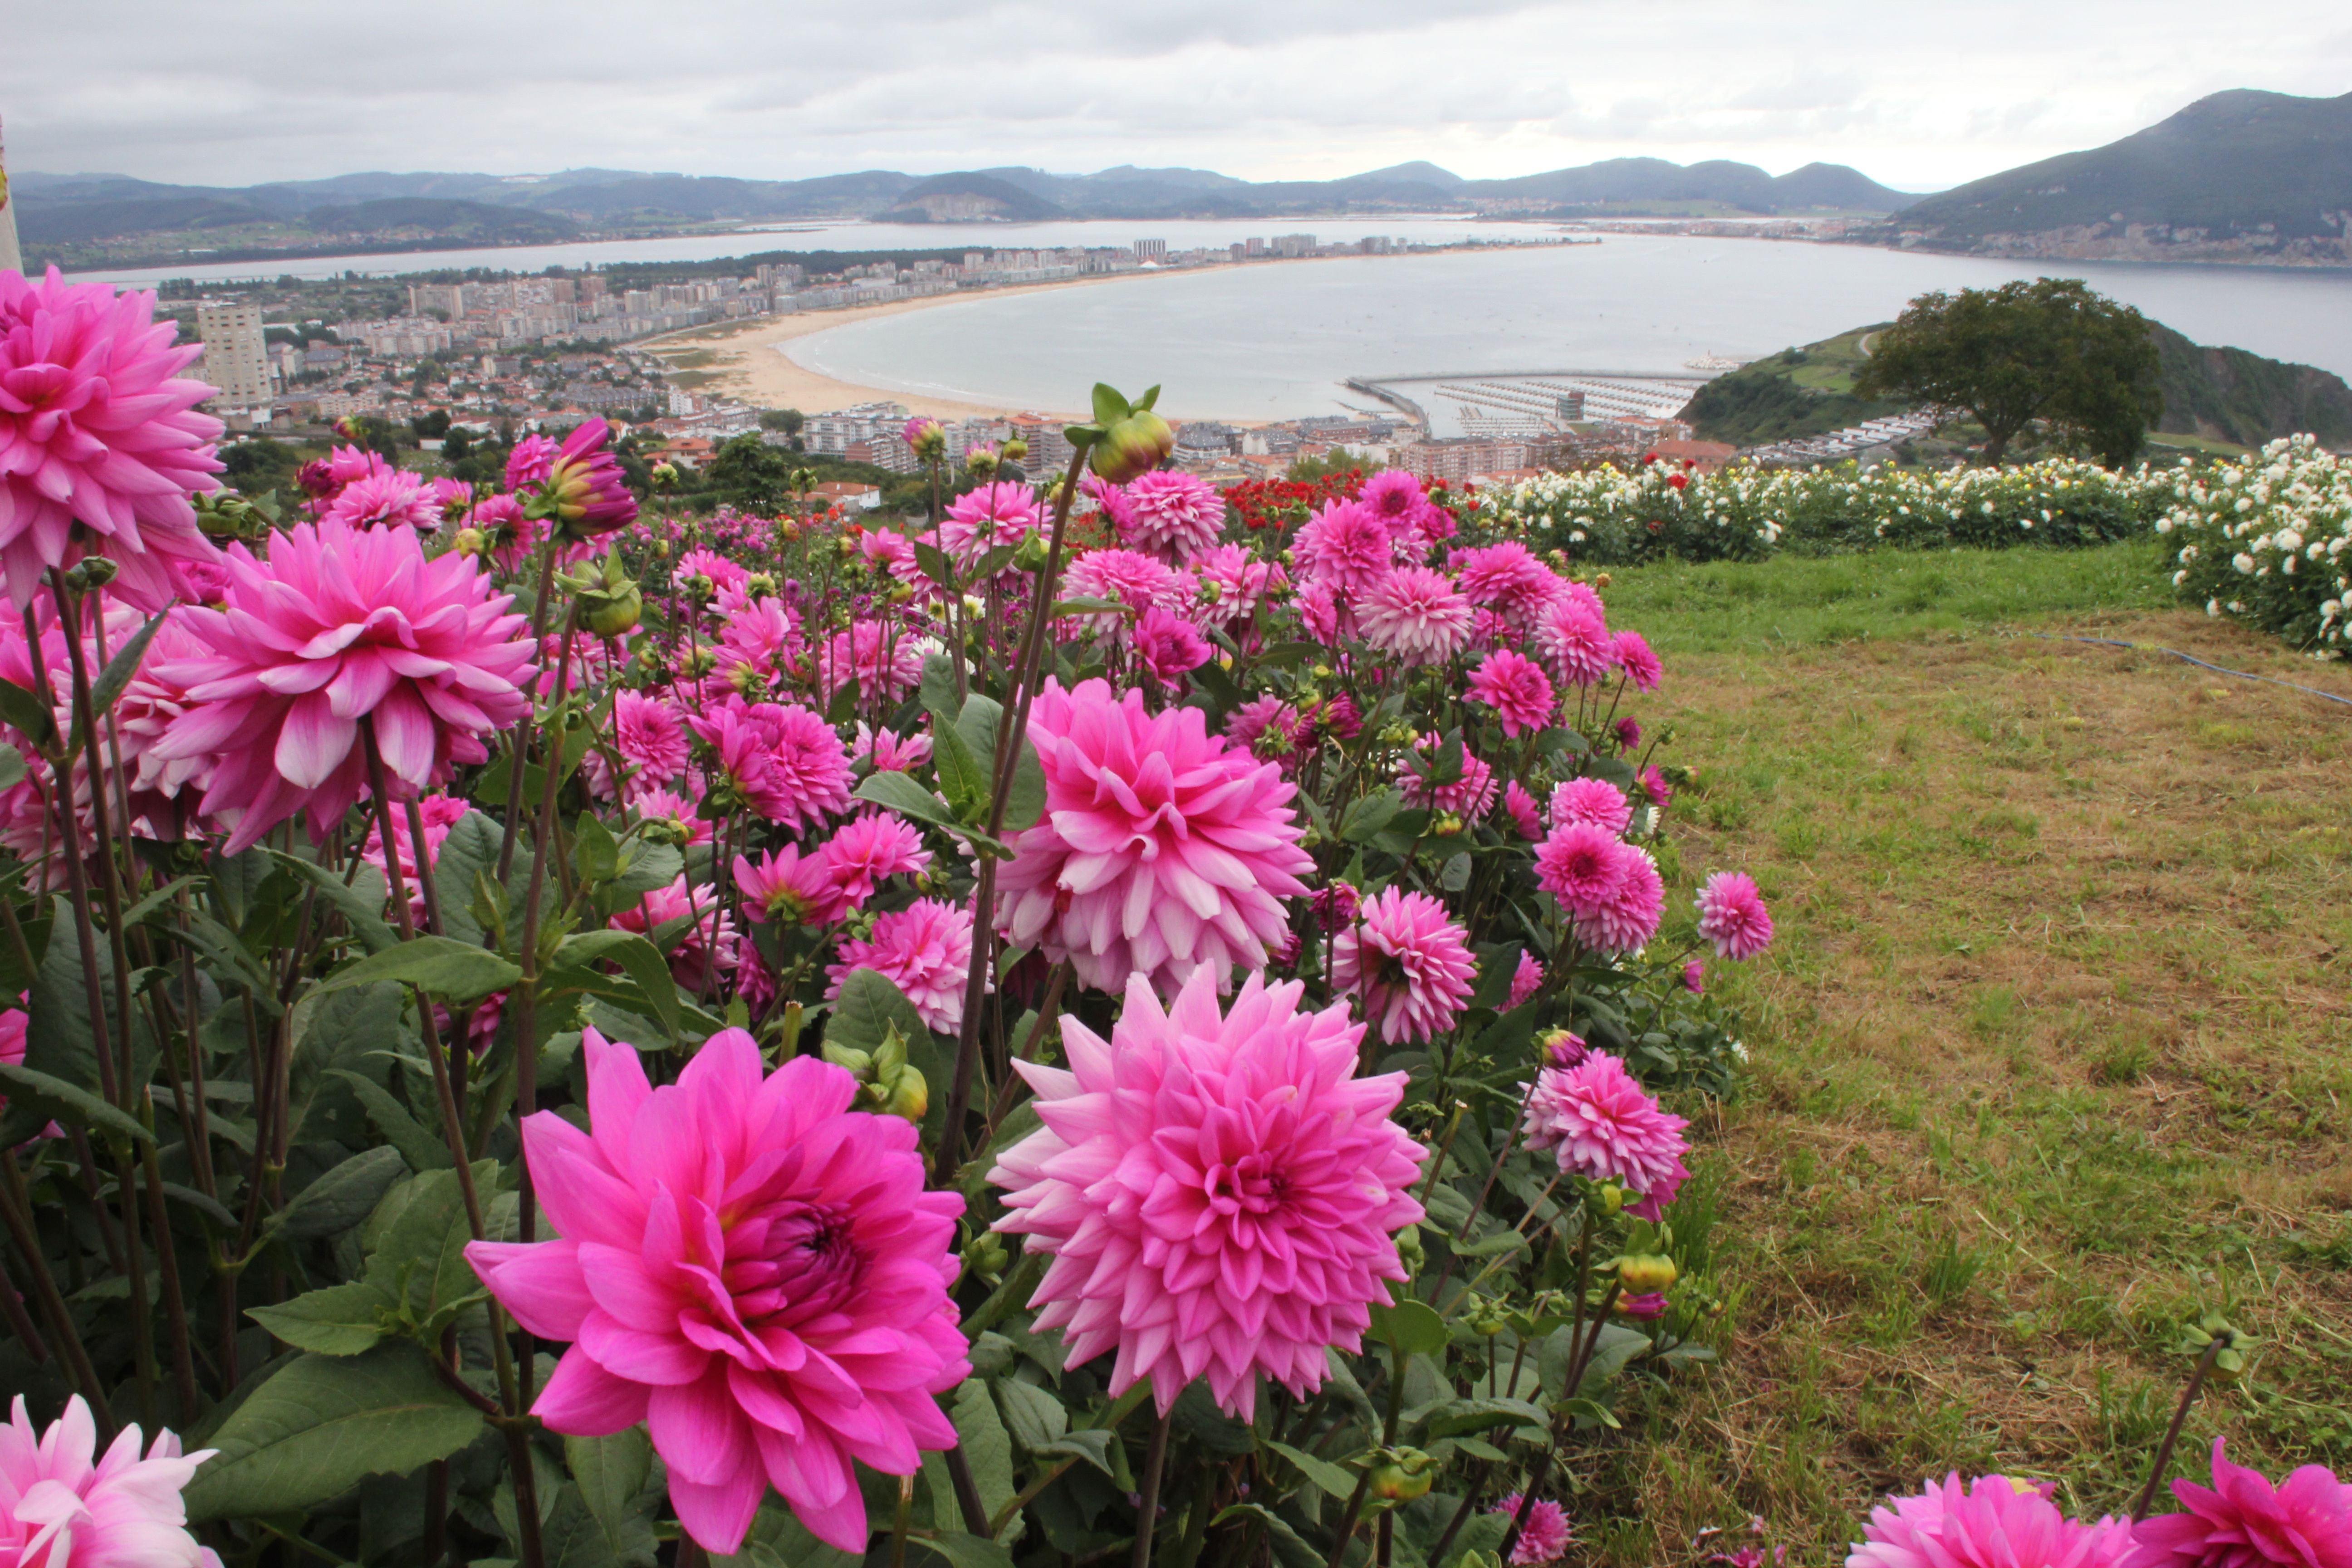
[496,533,564,883]
[404,797,446,936]
[0,1242,49,1363]
[943,1443,991,1536]
[1132,1408,1174,1568]
[1425,1463,1489,1565]
[2133,1335,2223,1521]
[1494,1457,1553,1567]
[0,1147,110,1422]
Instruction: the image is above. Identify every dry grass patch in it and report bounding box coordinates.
[1571,590,2352,1563]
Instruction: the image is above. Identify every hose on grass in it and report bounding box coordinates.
[2023,632,2352,708]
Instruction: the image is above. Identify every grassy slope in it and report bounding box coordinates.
[1579,544,2352,1561]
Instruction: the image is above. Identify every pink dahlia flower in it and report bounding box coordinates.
[1060,548,1186,644]
[151,519,532,853]
[1449,542,1564,628]
[611,875,737,992]
[0,1393,222,1568]
[826,898,975,1033]
[1534,823,1629,920]
[1467,650,1556,737]
[813,814,931,907]
[465,1029,967,1555]
[630,786,712,848]
[755,702,854,834]
[1329,886,1476,1044]
[1398,734,1497,819]
[1294,501,1396,597]
[1224,695,1300,761]
[1494,1494,1575,1566]
[988,967,1426,1419]
[688,706,792,823]
[1850,1474,2132,1568]
[1695,872,1774,962]
[1521,1051,1690,1220]
[1119,470,1225,564]
[1359,566,1473,666]
[613,689,690,789]
[2123,1439,2352,1568]
[1508,951,1546,1009]
[853,720,932,774]
[505,432,558,490]
[734,844,839,926]
[813,622,926,706]
[1641,764,1672,808]
[1537,600,1617,688]
[1189,544,1283,628]
[1578,842,1664,955]
[676,547,751,594]
[0,268,225,611]
[716,597,804,686]
[996,680,1313,997]
[1614,629,1663,691]
[1549,777,1632,836]
[1359,469,1444,550]
[321,468,442,532]
[1615,715,1642,753]
[358,793,473,924]
[538,419,637,537]
[1134,605,1211,683]
[1683,960,1705,995]
[940,481,1042,571]
[1503,778,1544,841]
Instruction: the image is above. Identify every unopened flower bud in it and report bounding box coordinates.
[452,527,487,557]
[1091,409,1175,484]
[581,582,643,637]
[63,557,118,590]
[879,1061,929,1122]
[1431,812,1465,838]
[1365,1450,1435,1504]
[1394,1225,1425,1276]
[965,447,1000,479]
[652,461,678,488]
[1012,529,1051,573]
[1618,1254,1677,1294]
[1001,436,1029,463]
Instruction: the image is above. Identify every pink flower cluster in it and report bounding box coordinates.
[1521,1050,1691,1220]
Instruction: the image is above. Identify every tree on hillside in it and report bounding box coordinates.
[706,431,796,511]
[1854,278,2163,465]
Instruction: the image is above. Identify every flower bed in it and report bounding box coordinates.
[2157,435,2352,656]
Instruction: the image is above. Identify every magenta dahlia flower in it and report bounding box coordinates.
[1613,629,1662,691]
[1450,542,1564,629]
[988,967,1426,1419]
[812,814,931,908]
[1695,872,1774,961]
[1494,1494,1575,1566]
[0,1394,222,1568]
[1359,469,1444,549]
[733,844,838,926]
[1521,1051,1690,1220]
[466,1029,967,1555]
[940,481,1042,571]
[1060,548,1186,645]
[321,468,442,532]
[613,689,690,789]
[754,701,854,834]
[813,622,925,705]
[1466,650,1556,736]
[1119,470,1225,564]
[506,432,558,490]
[1549,777,1632,836]
[1134,605,1211,683]
[1534,824,1627,916]
[1294,501,1396,597]
[996,679,1313,996]
[1577,842,1664,955]
[1537,600,1617,688]
[1398,733,1497,818]
[854,720,932,774]
[358,793,473,926]
[0,267,225,611]
[611,876,737,992]
[1503,778,1544,840]
[1508,951,1545,1009]
[1359,566,1473,666]
[2123,1440,2352,1568]
[1224,695,1300,760]
[826,898,976,1033]
[1329,886,1476,1044]
[1850,1474,2132,1568]
[151,519,532,853]
[535,419,636,537]
[1190,544,1282,628]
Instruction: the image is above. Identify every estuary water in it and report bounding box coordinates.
[783,233,2352,421]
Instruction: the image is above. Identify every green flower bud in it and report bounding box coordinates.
[1617,1254,1678,1294]
[1001,437,1029,463]
[879,1061,929,1122]
[1366,1449,1436,1504]
[582,582,643,637]
[62,557,118,590]
[1012,529,1051,573]
[1393,1225,1425,1277]
[452,527,487,557]
[1091,409,1175,484]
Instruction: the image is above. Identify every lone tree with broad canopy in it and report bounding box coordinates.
[1855,277,2163,466]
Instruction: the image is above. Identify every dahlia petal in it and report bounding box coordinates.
[532,1347,653,1435]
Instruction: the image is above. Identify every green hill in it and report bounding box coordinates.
[1885,89,2352,265]
[1681,318,2352,451]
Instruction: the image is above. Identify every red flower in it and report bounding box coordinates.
[1641,452,1658,466]
[1667,472,1689,490]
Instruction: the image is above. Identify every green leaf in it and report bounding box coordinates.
[1470,944,1525,1010]
[1576,1323,1652,1393]
[182,1343,485,1520]
[912,1532,1019,1568]
[69,610,169,756]
[1260,1438,1357,1501]
[574,811,622,887]
[363,1161,505,1333]
[1029,1428,1117,1477]
[553,929,681,1044]
[0,677,58,750]
[951,1381,1018,1533]
[331,1070,454,1171]
[287,981,406,1148]
[930,715,990,817]
[0,1060,155,1146]
[1339,789,1404,844]
[1090,384,1132,428]
[1210,1504,1321,1568]
[1367,1297,1449,1358]
[0,742,24,790]
[914,540,958,592]
[316,935,521,1004]
[1452,1230,1529,1259]
[247,1280,397,1357]
[1415,1397,1550,1442]
[565,1429,662,1568]
[715,1503,867,1568]
[992,1376,1068,1451]
[1440,851,1472,892]
[854,769,958,832]
[263,849,399,956]
[269,1145,408,1241]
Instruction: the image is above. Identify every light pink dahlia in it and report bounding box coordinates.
[1059,548,1186,645]
[1329,886,1476,1044]
[1521,1051,1690,1220]
[1398,734,1497,819]
[1508,951,1545,1009]
[2123,1440,2352,1568]
[813,622,926,706]
[466,1029,967,1556]
[826,898,975,1033]
[1549,777,1632,836]
[1537,600,1617,688]
[0,267,225,611]
[1118,470,1225,564]
[0,1394,222,1568]
[853,720,931,774]
[150,519,532,853]
[940,480,1042,571]
[321,468,442,532]
[1695,872,1774,962]
[754,701,854,834]
[1850,1474,2132,1568]
[1466,650,1556,737]
[613,689,691,789]
[996,679,1313,997]
[1494,1494,1575,1566]
[1189,544,1283,628]
[1358,566,1473,666]
[987,967,1426,1419]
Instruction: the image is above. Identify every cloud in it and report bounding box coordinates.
[3,0,2344,191]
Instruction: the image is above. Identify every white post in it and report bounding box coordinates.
[0,113,21,274]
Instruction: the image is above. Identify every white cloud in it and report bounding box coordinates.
[2,0,2344,191]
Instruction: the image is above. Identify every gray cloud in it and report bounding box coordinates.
[3,0,2344,191]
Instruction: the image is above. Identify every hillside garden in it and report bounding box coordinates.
[1,263,2349,1568]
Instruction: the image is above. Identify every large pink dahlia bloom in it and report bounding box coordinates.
[1850,1474,2132,1568]
[826,898,975,1033]
[1358,566,1474,666]
[1328,886,1476,1044]
[1466,650,1556,737]
[996,679,1313,996]
[2123,1440,2352,1568]
[466,1029,967,1556]
[151,520,533,853]
[0,267,225,610]
[1521,1051,1690,1221]
[1695,871,1774,962]
[0,1394,222,1568]
[988,967,1426,1419]
[1118,470,1226,564]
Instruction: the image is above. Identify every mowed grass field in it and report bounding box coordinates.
[1573,544,2352,1561]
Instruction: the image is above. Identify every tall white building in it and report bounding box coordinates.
[194,302,272,409]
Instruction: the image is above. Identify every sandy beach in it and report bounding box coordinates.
[640,274,1155,420]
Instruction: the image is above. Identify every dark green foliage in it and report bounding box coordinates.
[1681,353,1906,446]
[2150,325,2352,447]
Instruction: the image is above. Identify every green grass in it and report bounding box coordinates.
[1574,544,2352,1562]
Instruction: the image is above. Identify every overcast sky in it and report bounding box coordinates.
[7,1,2348,192]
